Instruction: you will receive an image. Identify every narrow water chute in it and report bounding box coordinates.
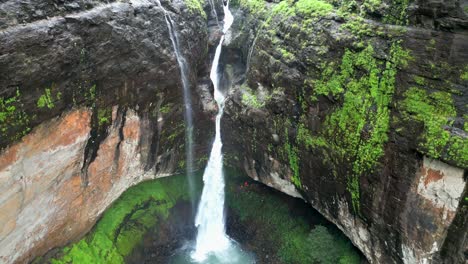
[156,0,196,211]
[192,1,235,261]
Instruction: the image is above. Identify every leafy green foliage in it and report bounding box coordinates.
[226,171,360,264]
[184,0,207,19]
[159,103,173,114]
[97,107,112,126]
[0,88,31,142]
[37,88,56,109]
[307,225,361,264]
[241,87,265,108]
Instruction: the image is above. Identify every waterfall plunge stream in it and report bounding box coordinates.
[157,0,196,211]
[192,1,234,260]
[169,1,254,263]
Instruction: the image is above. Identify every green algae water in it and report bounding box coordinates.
[37,169,363,264]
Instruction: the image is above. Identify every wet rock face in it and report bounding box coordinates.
[0,0,116,30]
[0,0,208,148]
[0,108,155,264]
[0,0,466,263]
[222,1,467,263]
[0,0,214,263]
[408,0,468,30]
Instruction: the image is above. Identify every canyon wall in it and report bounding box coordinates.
[0,0,467,263]
[0,0,214,262]
[222,0,467,263]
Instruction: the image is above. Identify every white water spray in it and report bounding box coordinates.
[157,0,196,208]
[192,1,234,261]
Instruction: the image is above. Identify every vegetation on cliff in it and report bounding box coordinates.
[0,88,31,141]
[47,174,195,264]
[234,0,466,215]
[226,170,361,264]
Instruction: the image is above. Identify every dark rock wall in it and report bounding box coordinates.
[0,0,467,263]
[0,0,211,160]
[222,0,467,263]
[0,0,216,262]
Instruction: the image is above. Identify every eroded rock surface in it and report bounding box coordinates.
[222,1,467,263]
[0,0,467,263]
[0,0,214,262]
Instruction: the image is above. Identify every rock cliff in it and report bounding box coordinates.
[0,0,214,262]
[0,0,466,263]
[222,0,467,263]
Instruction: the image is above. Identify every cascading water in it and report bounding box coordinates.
[191,1,233,258]
[168,1,254,263]
[157,0,196,210]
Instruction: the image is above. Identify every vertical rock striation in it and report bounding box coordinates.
[0,0,214,262]
[222,0,467,263]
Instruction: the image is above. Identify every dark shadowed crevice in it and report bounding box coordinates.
[113,106,127,172]
[81,106,111,186]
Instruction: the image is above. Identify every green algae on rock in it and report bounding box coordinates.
[401,87,468,168]
[48,174,196,264]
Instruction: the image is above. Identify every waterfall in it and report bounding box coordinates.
[192,1,234,261]
[156,0,196,210]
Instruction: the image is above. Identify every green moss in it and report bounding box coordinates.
[159,103,173,114]
[297,123,327,149]
[271,1,296,17]
[237,0,266,16]
[97,107,112,126]
[401,87,467,167]
[464,115,468,132]
[278,47,296,62]
[37,88,55,109]
[413,75,426,86]
[85,84,97,108]
[0,88,31,142]
[330,0,409,25]
[461,71,468,81]
[283,126,302,188]
[362,0,381,13]
[184,0,207,19]
[50,175,193,263]
[286,140,301,188]
[241,86,268,108]
[309,43,410,212]
[295,0,333,18]
[382,0,410,25]
[340,16,376,38]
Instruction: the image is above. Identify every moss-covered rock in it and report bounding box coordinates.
[46,174,196,264]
